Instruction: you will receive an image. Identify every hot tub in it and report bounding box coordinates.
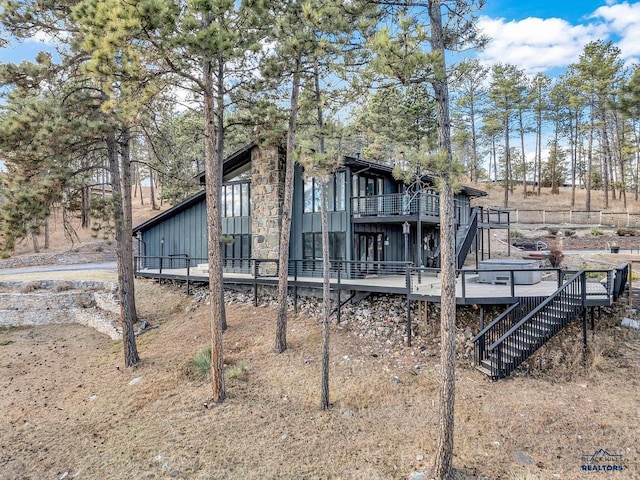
[478,259,542,285]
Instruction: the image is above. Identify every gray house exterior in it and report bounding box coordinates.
[132,142,487,273]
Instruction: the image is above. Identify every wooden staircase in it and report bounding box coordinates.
[472,272,586,379]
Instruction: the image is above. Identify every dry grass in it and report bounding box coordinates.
[474,182,640,213]
[11,186,167,257]
[1,279,639,480]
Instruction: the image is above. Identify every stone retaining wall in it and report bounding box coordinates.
[0,280,121,340]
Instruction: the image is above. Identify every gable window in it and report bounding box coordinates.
[303,171,346,213]
[221,182,250,217]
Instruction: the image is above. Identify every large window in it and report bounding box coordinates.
[303,171,346,213]
[222,234,251,259]
[302,232,346,261]
[221,182,250,217]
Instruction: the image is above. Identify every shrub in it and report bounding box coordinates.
[548,248,564,267]
[590,226,603,236]
[188,344,212,381]
[226,360,248,381]
[562,229,576,237]
[547,227,559,236]
[187,346,248,382]
[617,228,637,236]
[19,281,40,293]
[510,228,524,239]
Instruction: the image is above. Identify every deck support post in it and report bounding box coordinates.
[479,306,484,330]
[582,307,588,367]
[253,260,258,307]
[293,260,298,314]
[582,273,588,368]
[406,268,412,347]
[336,266,341,324]
[406,296,412,347]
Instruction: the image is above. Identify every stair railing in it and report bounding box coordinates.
[472,296,546,368]
[456,206,480,269]
[485,271,586,378]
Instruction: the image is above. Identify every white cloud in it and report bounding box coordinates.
[591,2,640,63]
[476,16,606,74]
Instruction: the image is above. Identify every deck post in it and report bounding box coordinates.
[582,273,588,367]
[406,269,412,347]
[186,261,190,296]
[253,259,258,307]
[293,260,298,314]
[337,264,342,324]
[510,271,515,297]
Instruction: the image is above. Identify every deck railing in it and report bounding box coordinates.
[351,190,439,217]
[474,271,586,379]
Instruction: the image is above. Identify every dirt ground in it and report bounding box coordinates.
[1,278,639,480]
[2,185,640,479]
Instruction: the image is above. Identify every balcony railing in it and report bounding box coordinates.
[351,190,440,217]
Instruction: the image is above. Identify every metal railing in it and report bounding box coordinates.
[473,271,586,379]
[456,206,479,269]
[471,297,546,372]
[351,190,439,217]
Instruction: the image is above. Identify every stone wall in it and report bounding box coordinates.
[0,280,121,340]
[251,146,284,274]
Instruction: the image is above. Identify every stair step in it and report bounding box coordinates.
[476,364,493,377]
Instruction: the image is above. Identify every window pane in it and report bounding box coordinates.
[303,234,313,258]
[226,186,233,217]
[332,233,346,260]
[221,186,226,218]
[241,183,249,216]
[335,172,345,211]
[327,176,335,212]
[242,234,251,258]
[233,184,241,217]
[313,180,321,212]
[314,233,322,259]
[304,178,313,213]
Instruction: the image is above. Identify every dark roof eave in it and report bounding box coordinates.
[343,156,486,197]
[195,141,257,184]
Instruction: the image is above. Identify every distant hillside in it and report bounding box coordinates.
[472,182,639,213]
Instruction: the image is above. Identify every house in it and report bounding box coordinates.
[132,142,491,276]
[132,142,630,381]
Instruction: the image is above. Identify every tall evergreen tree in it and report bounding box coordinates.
[450,58,489,182]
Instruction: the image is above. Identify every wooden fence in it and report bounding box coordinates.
[512,209,640,227]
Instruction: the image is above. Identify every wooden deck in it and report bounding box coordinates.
[134,267,611,306]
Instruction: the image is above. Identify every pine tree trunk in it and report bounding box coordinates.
[107,128,139,367]
[276,58,301,353]
[149,166,157,210]
[31,230,39,253]
[429,1,456,477]
[519,112,527,197]
[44,217,50,250]
[203,52,225,403]
[320,179,330,410]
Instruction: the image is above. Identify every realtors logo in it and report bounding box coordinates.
[581,449,624,472]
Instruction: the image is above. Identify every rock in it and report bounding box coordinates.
[408,472,428,480]
[169,470,180,478]
[128,376,143,386]
[59,472,69,480]
[621,317,639,329]
[342,410,352,418]
[415,454,424,461]
[515,452,535,465]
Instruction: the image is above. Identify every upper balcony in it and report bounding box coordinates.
[350,190,440,222]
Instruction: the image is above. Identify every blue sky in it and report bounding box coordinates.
[1,1,639,75]
[477,0,640,74]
